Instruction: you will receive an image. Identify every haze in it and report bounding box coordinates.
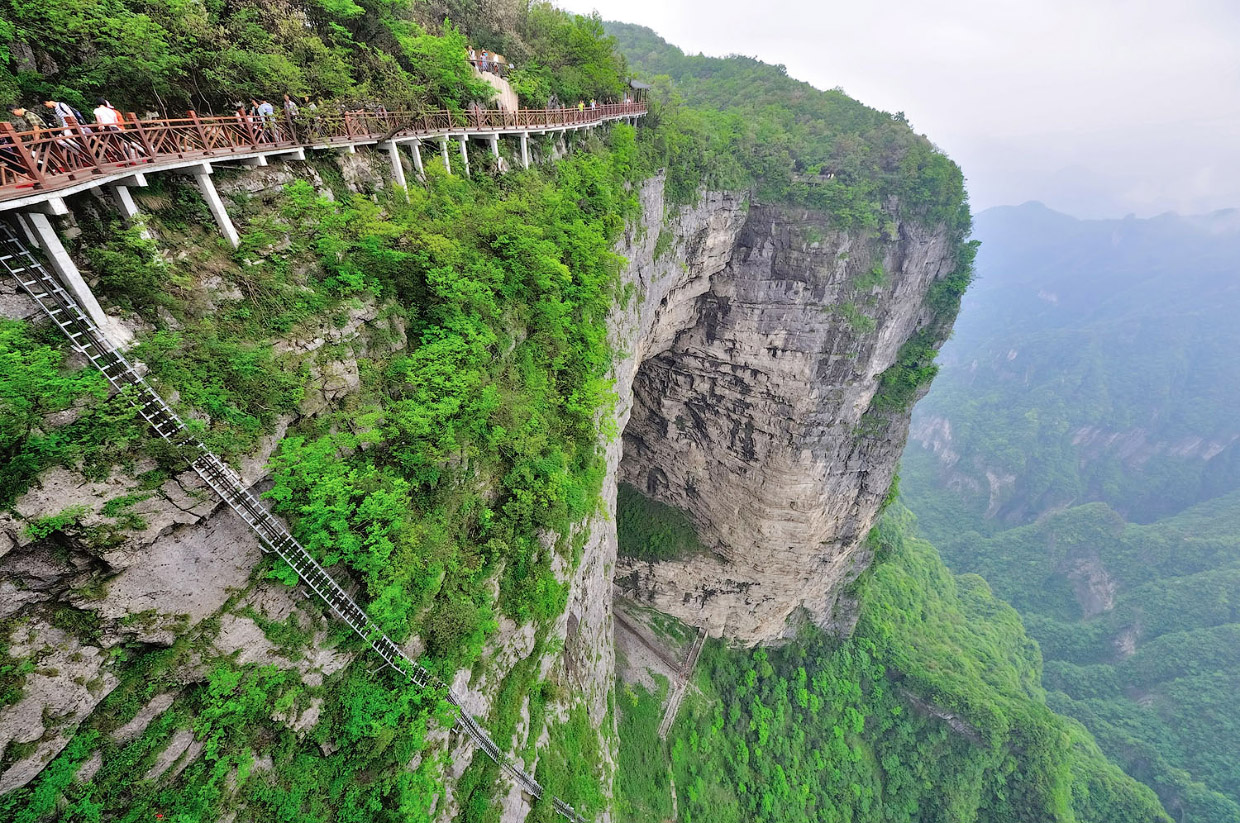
[559,0,1240,219]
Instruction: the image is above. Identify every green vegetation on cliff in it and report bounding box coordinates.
[616,508,1169,823]
[616,482,704,562]
[1,136,633,817]
[0,5,1156,823]
[607,22,970,234]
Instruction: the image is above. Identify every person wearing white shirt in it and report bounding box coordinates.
[93,98,122,128]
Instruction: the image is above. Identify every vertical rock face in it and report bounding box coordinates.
[616,204,956,644]
[0,157,956,808]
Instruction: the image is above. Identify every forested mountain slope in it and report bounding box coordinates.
[903,203,1240,821]
[615,506,1170,823]
[907,202,1240,527]
[0,4,1172,822]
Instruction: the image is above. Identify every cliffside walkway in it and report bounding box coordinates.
[0,102,646,213]
[0,219,591,822]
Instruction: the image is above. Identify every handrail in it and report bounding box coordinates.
[0,220,591,823]
[0,102,646,199]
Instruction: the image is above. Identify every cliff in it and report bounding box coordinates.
[0,148,955,815]
[615,202,956,642]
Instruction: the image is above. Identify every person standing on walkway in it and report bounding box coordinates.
[282,93,300,138]
[481,49,490,72]
[92,97,138,161]
[233,101,256,141]
[1,105,41,177]
[7,104,43,132]
[257,97,277,141]
[43,99,85,133]
[302,95,319,136]
[92,98,122,128]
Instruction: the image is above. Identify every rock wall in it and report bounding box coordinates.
[0,148,955,810]
[616,205,956,643]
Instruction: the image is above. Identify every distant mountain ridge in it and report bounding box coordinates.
[907,200,1240,526]
[902,199,1240,820]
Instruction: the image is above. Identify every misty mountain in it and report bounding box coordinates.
[902,201,1240,819]
[907,201,1240,526]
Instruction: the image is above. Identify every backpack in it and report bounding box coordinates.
[54,102,86,126]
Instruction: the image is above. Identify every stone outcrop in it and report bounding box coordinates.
[615,203,956,643]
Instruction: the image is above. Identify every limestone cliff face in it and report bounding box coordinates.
[0,154,955,807]
[615,203,957,643]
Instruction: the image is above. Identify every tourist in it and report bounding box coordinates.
[7,104,43,132]
[91,98,141,161]
[590,98,597,110]
[233,101,255,139]
[283,93,298,118]
[481,49,490,72]
[577,100,585,113]
[302,95,320,135]
[469,47,477,66]
[0,105,39,175]
[92,98,123,128]
[43,99,86,133]
[257,97,277,140]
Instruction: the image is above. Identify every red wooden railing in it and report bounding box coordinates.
[0,102,645,200]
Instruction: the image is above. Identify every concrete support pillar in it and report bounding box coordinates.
[25,212,130,347]
[459,137,470,177]
[520,134,530,170]
[488,134,499,161]
[439,137,451,175]
[238,156,268,167]
[107,185,153,240]
[109,185,141,222]
[383,142,407,195]
[188,164,240,249]
[409,141,424,179]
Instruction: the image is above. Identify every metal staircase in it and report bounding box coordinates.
[0,219,586,823]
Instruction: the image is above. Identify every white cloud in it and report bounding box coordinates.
[558,0,1240,217]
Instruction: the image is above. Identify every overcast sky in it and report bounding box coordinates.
[558,0,1240,218]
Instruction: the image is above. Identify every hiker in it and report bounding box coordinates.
[283,93,298,118]
[44,99,88,134]
[7,104,43,133]
[233,101,256,140]
[302,95,320,136]
[590,98,597,110]
[92,98,122,128]
[577,100,585,113]
[481,49,490,72]
[256,97,277,141]
[91,98,141,161]
[0,105,41,177]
